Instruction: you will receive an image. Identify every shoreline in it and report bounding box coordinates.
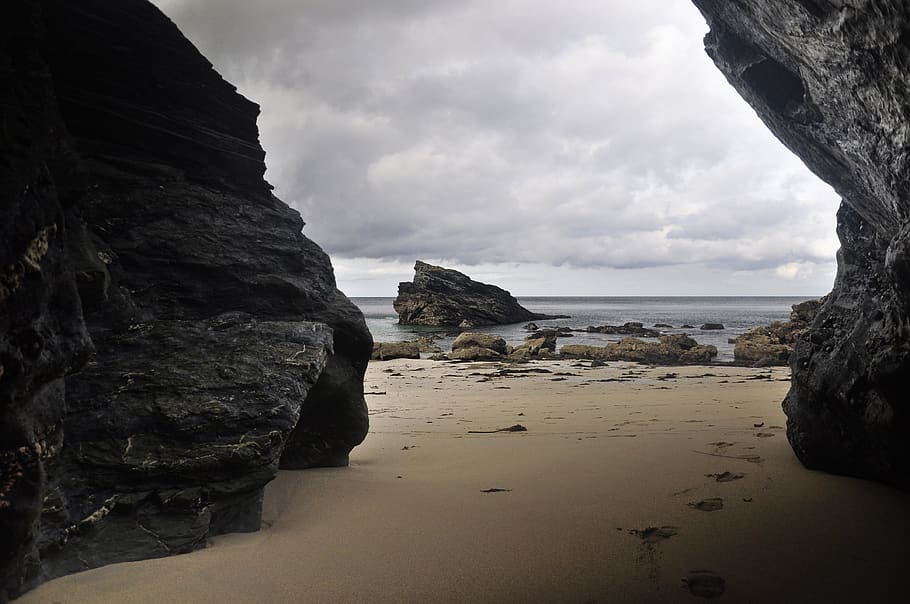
[22,359,910,603]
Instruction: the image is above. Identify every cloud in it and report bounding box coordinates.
[151,0,841,294]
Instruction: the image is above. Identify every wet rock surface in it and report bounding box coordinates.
[560,335,718,365]
[394,261,567,326]
[1,0,370,597]
[733,297,825,366]
[693,0,910,487]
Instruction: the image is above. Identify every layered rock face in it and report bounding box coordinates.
[1,0,370,598]
[394,261,565,326]
[693,1,910,488]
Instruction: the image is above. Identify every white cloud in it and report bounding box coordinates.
[151,0,841,295]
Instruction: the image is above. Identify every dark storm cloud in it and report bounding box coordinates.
[151,0,840,292]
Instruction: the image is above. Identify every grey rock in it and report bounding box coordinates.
[700,323,725,330]
[452,333,509,355]
[733,297,825,366]
[560,336,717,365]
[449,346,504,361]
[583,322,661,337]
[394,261,568,326]
[371,342,421,361]
[693,0,910,488]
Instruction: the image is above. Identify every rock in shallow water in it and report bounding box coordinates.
[693,0,910,488]
[394,261,567,326]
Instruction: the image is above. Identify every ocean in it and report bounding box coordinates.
[351,296,814,363]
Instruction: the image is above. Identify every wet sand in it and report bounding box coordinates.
[22,360,910,603]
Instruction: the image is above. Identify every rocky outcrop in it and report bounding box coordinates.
[693,1,910,488]
[584,322,661,337]
[394,261,567,326]
[448,332,508,361]
[371,342,421,361]
[1,0,370,598]
[560,335,718,365]
[733,297,825,366]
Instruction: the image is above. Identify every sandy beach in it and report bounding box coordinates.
[22,359,910,603]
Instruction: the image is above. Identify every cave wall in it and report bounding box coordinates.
[1,0,370,598]
[693,0,910,488]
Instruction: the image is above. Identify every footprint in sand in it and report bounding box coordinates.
[688,498,724,512]
[683,570,726,598]
[629,526,677,544]
[706,471,744,483]
[754,432,775,438]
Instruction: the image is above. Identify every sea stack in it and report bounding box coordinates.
[394,261,565,326]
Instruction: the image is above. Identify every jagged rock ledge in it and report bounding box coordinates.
[394,261,568,327]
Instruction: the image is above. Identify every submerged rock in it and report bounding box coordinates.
[394,261,567,326]
[584,322,661,337]
[694,0,910,488]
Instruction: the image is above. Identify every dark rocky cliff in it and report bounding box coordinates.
[0,0,370,599]
[693,1,910,488]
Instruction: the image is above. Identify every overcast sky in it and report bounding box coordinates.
[152,0,840,297]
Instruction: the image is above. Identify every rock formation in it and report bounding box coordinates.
[733,298,825,366]
[1,0,370,598]
[693,1,910,488]
[448,332,509,361]
[584,322,661,337]
[394,261,567,326]
[371,342,421,361]
[560,335,718,365]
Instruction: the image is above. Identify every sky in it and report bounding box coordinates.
[151,0,841,297]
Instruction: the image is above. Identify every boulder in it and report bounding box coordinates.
[700,323,725,330]
[449,347,503,361]
[413,335,443,354]
[694,1,910,487]
[394,261,568,326]
[654,323,674,328]
[1,0,371,596]
[371,342,421,361]
[452,332,509,355]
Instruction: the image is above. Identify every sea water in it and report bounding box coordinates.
[351,296,813,363]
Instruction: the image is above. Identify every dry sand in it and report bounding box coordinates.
[22,359,910,603]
